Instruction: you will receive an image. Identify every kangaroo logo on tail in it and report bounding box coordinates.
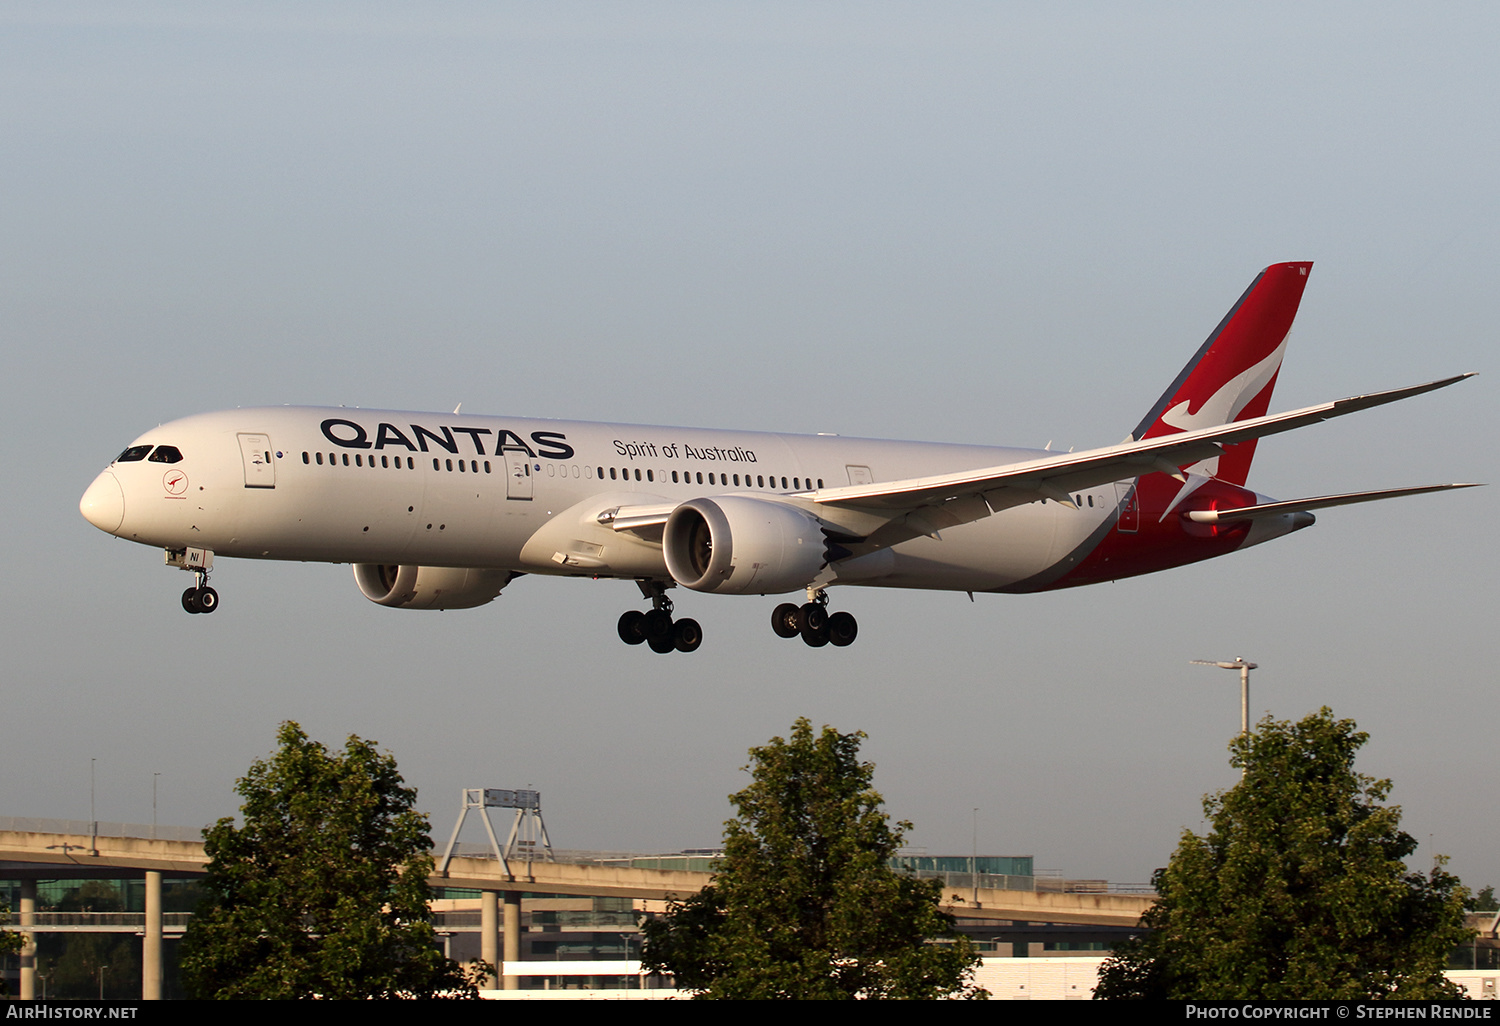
[1132,262,1312,486]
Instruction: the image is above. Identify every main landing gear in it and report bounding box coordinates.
[181,570,219,615]
[772,589,857,648]
[618,582,702,654]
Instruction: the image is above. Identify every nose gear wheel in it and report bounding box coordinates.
[179,565,220,614]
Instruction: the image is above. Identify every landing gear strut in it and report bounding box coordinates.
[772,589,857,648]
[618,581,702,654]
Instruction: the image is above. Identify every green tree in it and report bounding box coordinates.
[1096,708,1471,1000]
[641,718,985,999]
[1465,886,1497,913]
[180,722,486,999]
[0,905,20,997]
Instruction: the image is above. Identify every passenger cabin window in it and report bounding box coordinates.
[147,446,184,464]
[116,445,153,463]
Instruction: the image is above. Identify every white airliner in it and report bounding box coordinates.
[81,262,1476,652]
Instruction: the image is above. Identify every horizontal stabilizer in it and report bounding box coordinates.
[1183,483,1483,524]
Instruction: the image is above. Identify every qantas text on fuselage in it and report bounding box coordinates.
[80,263,1478,652]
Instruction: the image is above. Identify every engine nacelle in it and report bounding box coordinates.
[353,564,515,610]
[663,497,829,595]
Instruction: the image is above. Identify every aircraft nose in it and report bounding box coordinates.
[81,471,125,534]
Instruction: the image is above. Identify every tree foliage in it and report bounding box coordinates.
[181,722,485,999]
[1096,708,1471,1000]
[641,718,984,999]
[0,906,20,997]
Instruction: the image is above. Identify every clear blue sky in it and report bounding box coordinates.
[3,2,1493,889]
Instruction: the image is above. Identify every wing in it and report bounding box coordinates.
[598,373,1474,544]
[809,374,1474,536]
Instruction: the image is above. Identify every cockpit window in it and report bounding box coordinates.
[115,445,153,463]
[147,446,184,464]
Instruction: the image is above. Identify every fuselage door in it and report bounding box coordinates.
[506,456,533,500]
[846,465,874,485]
[1114,480,1139,533]
[238,433,276,489]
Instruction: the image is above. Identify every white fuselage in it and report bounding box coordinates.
[82,406,1134,595]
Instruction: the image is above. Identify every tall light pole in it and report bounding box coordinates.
[970,807,979,908]
[90,757,97,856]
[1190,658,1258,778]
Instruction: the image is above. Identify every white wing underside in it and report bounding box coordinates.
[601,374,1475,543]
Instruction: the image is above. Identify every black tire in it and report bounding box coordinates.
[196,587,219,614]
[617,610,647,645]
[800,621,830,647]
[643,608,674,642]
[672,618,703,653]
[797,602,828,634]
[828,611,857,647]
[182,588,201,614]
[771,603,801,639]
[647,633,676,654]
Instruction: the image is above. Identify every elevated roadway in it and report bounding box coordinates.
[0,827,1152,1000]
[0,827,1151,925]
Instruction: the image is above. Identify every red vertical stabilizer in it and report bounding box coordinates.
[1130,262,1312,486]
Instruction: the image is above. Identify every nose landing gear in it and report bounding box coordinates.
[180,571,219,615]
[169,547,220,614]
[772,589,857,648]
[618,581,702,653]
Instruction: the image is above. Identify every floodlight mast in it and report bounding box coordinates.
[1190,657,1258,779]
